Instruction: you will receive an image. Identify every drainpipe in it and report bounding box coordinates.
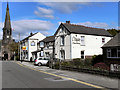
[70,34,72,60]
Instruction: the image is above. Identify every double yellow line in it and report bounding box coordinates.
[16,61,108,90]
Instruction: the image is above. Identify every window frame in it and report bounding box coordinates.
[107,48,120,58]
[60,35,65,46]
[81,36,85,46]
[31,41,35,46]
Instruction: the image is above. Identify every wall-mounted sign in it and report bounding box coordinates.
[72,36,80,44]
[22,46,28,50]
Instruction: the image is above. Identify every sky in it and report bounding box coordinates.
[0,1,119,41]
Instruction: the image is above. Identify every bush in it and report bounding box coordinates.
[93,62,110,71]
[73,58,84,68]
[53,61,60,69]
[61,61,71,67]
[84,58,92,67]
[92,55,103,66]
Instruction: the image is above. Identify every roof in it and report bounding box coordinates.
[55,23,112,37]
[40,36,55,43]
[21,32,38,42]
[31,50,41,53]
[102,32,120,48]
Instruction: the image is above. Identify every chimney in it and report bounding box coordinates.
[66,21,70,24]
[30,32,33,36]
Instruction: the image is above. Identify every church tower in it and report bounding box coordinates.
[2,2,12,45]
[1,2,14,60]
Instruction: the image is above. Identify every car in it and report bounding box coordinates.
[34,57,49,66]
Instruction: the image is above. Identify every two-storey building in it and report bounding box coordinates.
[102,32,120,71]
[54,21,112,61]
[32,36,55,60]
[20,32,46,61]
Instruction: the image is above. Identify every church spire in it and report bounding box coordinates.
[4,2,11,29]
[2,2,12,45]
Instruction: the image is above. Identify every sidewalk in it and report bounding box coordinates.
[16,61,119,89]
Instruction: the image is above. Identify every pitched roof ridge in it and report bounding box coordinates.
[63,23,105,30]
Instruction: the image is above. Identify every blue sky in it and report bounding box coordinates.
[0,2,118,41]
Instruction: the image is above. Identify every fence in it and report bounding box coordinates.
[60,66,120,78]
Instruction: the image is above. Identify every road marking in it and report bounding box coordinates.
[15,61,108,90]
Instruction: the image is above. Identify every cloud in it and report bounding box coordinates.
[40,2,82,14]
[0,20,53,41]
[2,0,119,2]
[0,22,3,39]
[34,7,54,19]
[77,21,109,29]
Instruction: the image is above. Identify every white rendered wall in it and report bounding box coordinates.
[71,34,112,59]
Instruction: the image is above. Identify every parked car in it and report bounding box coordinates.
[34,57,49,66]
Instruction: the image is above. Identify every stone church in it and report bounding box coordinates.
[1,3,14,60]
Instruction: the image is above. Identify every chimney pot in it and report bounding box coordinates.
[30,32,33,36]
[66,21,70,24]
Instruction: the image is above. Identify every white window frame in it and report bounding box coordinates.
[60,36,64,46]
[107,48,120,58]
[31,41,35,46]
[81,36,85,46]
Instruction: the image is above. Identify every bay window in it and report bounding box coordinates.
[107,48,120,58]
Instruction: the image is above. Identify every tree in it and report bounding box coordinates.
[7,42,19,60]
[107,29,120,36]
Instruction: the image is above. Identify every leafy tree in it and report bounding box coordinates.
[107,29,120,36]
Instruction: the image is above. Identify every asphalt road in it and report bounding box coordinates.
[2,61,104,89]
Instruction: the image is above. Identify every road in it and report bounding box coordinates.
[2,61,117,90]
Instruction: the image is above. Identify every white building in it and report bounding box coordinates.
[32,36,55,60]
[42,36,55,58]
[54,21,112,61]
[20,32,46,61]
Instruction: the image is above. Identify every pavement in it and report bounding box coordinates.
[15,61,119,90]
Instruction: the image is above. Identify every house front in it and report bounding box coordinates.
[32,36,55,60]
[54,21,112,61]
[20,32,46,61]
[102,32,120,71]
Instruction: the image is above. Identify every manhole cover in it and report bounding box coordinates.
[44,77,69,82]
[5,70,11,72]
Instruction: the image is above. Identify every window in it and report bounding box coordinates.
[60,27,64,33]
[81,51,84,59]
[107,48,120,58]
[102,38,105,43]
[46,43,49,48]
[40,42,44,47]
[60,36,64,46]
[45,52,49,57]
[111,48,117,57]
[107,49,111,57]
[40,51,44,57]
[118,48,120,57]
[60,50,65,60]
[81,36,85,46]
[31,41,35,46]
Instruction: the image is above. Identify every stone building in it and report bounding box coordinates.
[1,3,14,60]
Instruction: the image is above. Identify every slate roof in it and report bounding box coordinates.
[102,32,120,48]
[56,23,112,37]
[41,36,55,43]
[21,32,38,42]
